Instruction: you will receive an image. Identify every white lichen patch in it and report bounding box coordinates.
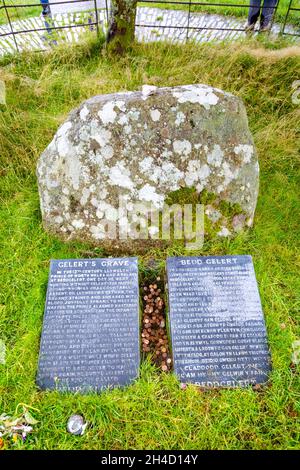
[118,114,128,126]
[207,144,224,167]
[98,102,117,125]
[175,111,185,126]
[109,163,134,190]
[80,106,89,121]
[124,124,132,135]
[139,156,154,172]
[220,161,239,185]
[64,152,81,190]
[185,161,211,186]
[114,100,126,112]
[101,145,114,160]
[80,188,91,206]
[56,133,71,158]
[91,126,111,148]
[138,184,164,207]
[234,144,254,164]
[90,224,105,240]
[54,216,64,224]
[173,85,219,110]
[150,109,161,122]
[145,161,184,190]
[57,121,72,138]
[161,149,173,159]
[105,205,118,222]
[173,140,192,157]
[127,109,140,121]
[72,219,85,229]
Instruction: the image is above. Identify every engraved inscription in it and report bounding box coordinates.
[37,257,140,392]
[167,255,271,388]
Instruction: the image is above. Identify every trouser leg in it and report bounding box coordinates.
[260,0,277,28]
[40,0,54,37]
[40,0,51,17]
[248,0,262,26]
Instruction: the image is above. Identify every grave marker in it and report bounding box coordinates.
[167,255,271,388]
[37,257,140,392]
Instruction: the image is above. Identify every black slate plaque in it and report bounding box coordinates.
[167,255,271,388]
[37,257,140,392]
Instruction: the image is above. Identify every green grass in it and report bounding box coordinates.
[0,35,300,449]
[0,0,41,25]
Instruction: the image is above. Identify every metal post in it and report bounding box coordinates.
[186,0,192,42]
[93,0,100,36]
[269,0,280,34]
[105,0,109,31]
[281,0,293,35]
[3,0,19,53]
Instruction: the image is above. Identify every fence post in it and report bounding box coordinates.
[281,0,293,35]
[93,0,100,36]
[186,0,192,42]
[3,0,19,53]
[269,0,280,34]
[105,0,109,28]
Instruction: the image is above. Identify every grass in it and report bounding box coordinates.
[0,0,41,25]
[0,34,300,449]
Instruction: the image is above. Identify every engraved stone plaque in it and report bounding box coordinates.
[167,255,271,388]
[37,257,140,392]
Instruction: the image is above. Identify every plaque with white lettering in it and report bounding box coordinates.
[167,255,271,388]
[37,257,140,392]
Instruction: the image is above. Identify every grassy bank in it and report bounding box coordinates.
[0,36,300,449]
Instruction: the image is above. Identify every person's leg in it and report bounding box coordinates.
[260,0,277,30]
[40,0,56,42]
[40,0,51,18]
[247,0,262,28]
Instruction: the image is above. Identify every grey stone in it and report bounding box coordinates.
[37,84,259,248]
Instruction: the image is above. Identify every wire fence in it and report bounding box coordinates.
[0,0,299,55]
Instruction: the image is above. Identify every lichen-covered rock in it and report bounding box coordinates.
[37,84,259,248]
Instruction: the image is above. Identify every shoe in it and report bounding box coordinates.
[245,23,255,34]
[259,23,272,32]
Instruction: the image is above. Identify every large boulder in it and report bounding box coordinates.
[37,84,259,249]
